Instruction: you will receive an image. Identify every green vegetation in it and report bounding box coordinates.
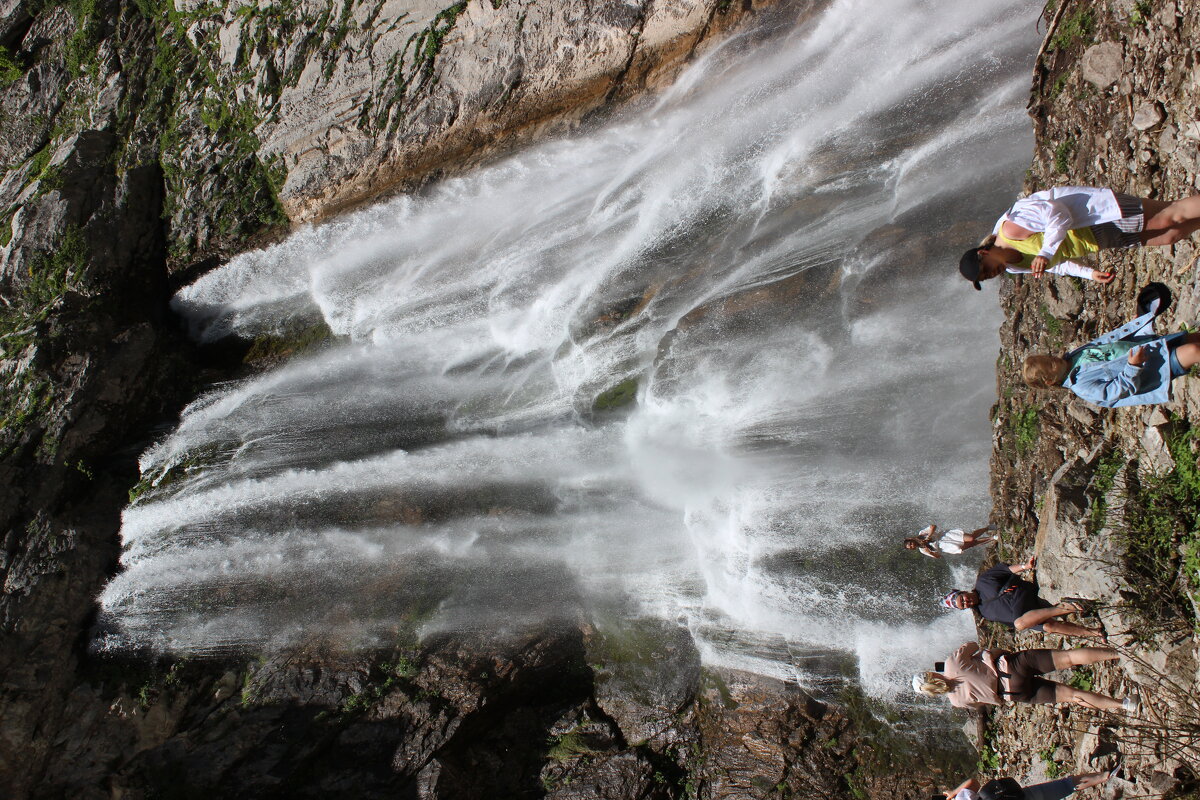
[0,45,23,87]
[1051,8,1094,50]
[1048,71,1071,100]
[110,0,293,263]
[1054,137,1075,174]
[976,739,1000,772]
[64,0,101,77]
[1087,448,1124,532]
[127,659,191,709]
[371,1,468,133]
[0,226,90,451]
[1097,424,1200,631]
[1066,666,1094,692]
[701,668,737,710]
[593,377,638,412]
[126,441,231,505]
[243,321,338,365]
[547,730,600,763]
[0,208,15,247]
[1009,405,1040,457]
[838,685,974,799]
[1039,747,1064,779]
[1039,303,1063,344]
[1129,0,1152,27]
[412,2,466,77]
[340,653,425,713]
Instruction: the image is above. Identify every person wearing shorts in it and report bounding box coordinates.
[942,771,1114,800]
[904,523,995,558]
[958,186,1200,288]
[940,557,1105,640]
[912,641,1135,712]
[1023,303,1200,408]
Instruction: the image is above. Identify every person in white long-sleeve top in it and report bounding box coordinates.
[958,186,1200,289]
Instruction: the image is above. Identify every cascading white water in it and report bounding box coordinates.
[98,0,1043,697]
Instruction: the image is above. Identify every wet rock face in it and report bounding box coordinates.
[587,619,702,747]
[155,0,799,227]
[0,0,963,796]
[2,1,811,794]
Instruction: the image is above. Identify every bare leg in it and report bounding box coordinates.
[1054,682,1124,711]
[1042,620,1106,639]
[1049,647,1118,670]
[1140,195,1200,246]
[1014,605,1104,638]
[960,526,995,549]
[1171,333,1200,371]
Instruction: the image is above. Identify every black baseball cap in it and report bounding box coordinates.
[959,248,983,290]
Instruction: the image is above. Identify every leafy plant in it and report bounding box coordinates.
[1129,0,1151,27]
[1010,406,1040,457]
[0,45,23,87]
[1103,424,1200,630]
[1039,747,1064,778]
[1066,666,1094,692]
[1039,303,1063,344]
[1051,8,1094,50]
[1054,138,1075,174]
[1087,449,1124,532]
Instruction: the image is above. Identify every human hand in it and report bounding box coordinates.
[1031,256,1049,277]
[1129,346,1147,366]
[1014,555,1036,573]
[1093,270,1114,284]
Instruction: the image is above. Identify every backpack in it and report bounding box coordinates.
[978,777,1026,800]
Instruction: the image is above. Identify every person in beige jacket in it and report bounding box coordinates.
[913,641,1137,712]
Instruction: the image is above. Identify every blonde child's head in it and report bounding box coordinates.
[912,672,952,697]
[1023,355,1069,389]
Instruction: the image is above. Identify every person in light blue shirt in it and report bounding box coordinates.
[1022,306,1200,407]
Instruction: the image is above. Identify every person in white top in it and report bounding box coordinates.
[904,523,994,559]
[959,186,1200,289]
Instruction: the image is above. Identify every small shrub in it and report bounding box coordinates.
[1051,9,1094,50]
[1106,425,1200,630]
[1066,666,1094,692]
[0,45,23,87]
[1054,138,1075,174]
[1087,449,1124,532]
[1039,747,1063,779]
[1039,303,1063,343]
[1009,406,1040,457]
[1129,0,1151,27]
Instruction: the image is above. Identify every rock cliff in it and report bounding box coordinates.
[0,1,971,797]
[978,1,1200,796]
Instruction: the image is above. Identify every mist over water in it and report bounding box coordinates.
[98,0,1042,697]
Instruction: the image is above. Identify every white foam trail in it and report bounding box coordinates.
[101,0,1043,698]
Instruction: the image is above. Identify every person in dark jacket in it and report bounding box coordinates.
[940,557,1105,640]
[942,770,1114,800]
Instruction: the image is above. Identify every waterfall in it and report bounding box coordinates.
[98,0,1042,698]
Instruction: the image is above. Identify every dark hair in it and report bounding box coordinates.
[959,248,984,290]
[933,661,945,672]
[979,777,1026,800]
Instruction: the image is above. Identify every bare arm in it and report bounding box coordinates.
[1008,555,1035,574]
[944,778,980,799]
